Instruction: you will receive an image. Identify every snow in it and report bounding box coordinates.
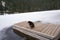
[0,10,60,40]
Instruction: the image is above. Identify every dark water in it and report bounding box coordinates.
[0,26,25,40]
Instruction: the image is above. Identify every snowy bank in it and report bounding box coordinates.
[0,10,60,40]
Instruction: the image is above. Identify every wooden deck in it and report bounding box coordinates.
[13,21,60,40]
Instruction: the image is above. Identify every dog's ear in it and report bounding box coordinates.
[28,21,35,29]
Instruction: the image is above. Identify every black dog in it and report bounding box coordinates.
[28,21,35,29]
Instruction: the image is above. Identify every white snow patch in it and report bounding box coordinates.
[0,10,60,40]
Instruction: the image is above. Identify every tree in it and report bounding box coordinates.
[0,0,60,14]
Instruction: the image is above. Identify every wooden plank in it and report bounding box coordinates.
[13,21,60,39]
[13,26,49,40]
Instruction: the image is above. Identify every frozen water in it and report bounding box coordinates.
[0,27,24,40]
[0,10,60,40]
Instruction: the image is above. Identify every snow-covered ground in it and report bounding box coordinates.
[0,10,60,40]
